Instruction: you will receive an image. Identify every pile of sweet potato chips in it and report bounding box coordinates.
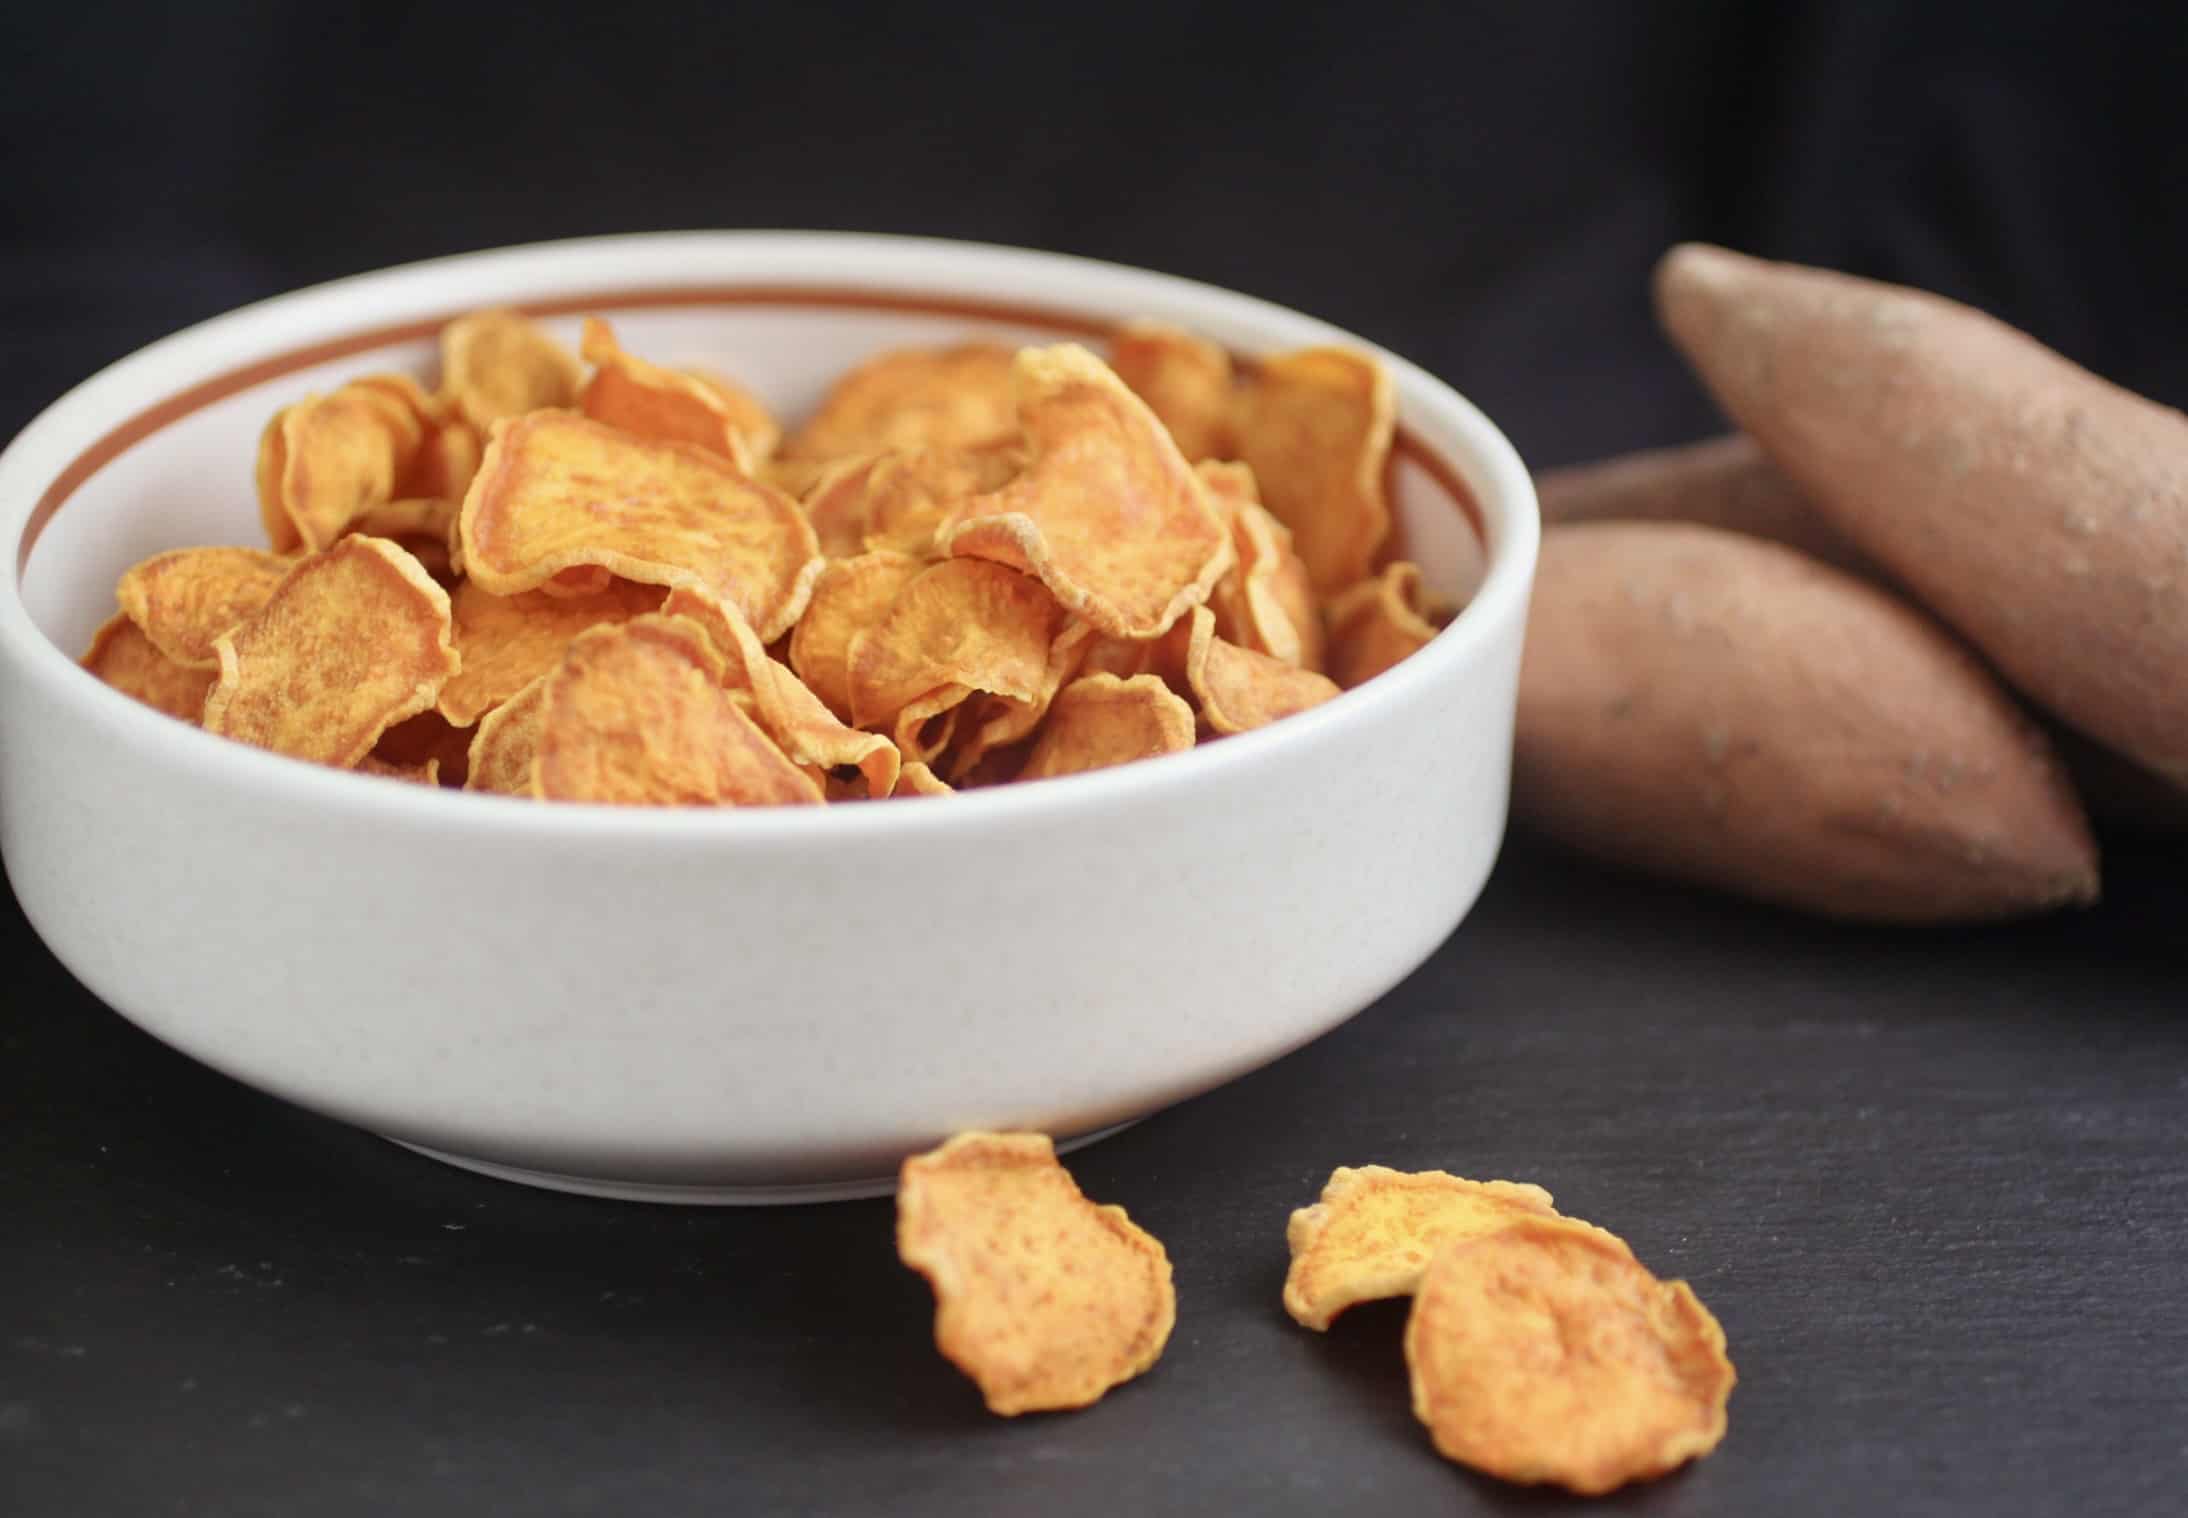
[85,309,1458,803]
[894,1140,1733,1496]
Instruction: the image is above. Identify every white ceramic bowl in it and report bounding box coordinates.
[0,233,1537,1203]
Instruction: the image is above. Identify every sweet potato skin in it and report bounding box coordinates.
[1654,243,2188,787]
[1515,522,2099,921]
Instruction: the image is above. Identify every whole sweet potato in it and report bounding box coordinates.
[1655,243,2188,787]
[1516,521,2099,921]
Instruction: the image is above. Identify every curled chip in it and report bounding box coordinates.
[1019,673,1195,782]
[946,620,1096,779]
[1175,605,1340,734]
[845,559,1062,761]
[661,588,902,799]
[349,496,457,547]
[255,381,425,554]
[579,317,773,471]
[533,614,822,807]
[1325,560,1451,689]
[783,342,1019,461]
[681,364,782,460]
[438,576,665,727]
[1282,1166,1563,1331]
[1405,1218,1735,1495]
[938,344,1232,639]
[1209,486,1325,673]
[114,546,291,670]
[787,551,927,722]
[464,676,547,796]
[459,410,821,642]
[897,1132,1175,1416]
[81,614,216,722]
[354,373,482,502]
[891,761,954,797]
[1234,347,1395,591]
[439,308,584,430]
[803,443,1022,559]
[1110,320,1235,462]
[202,536,457,766]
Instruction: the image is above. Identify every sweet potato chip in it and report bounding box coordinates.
[255,382,425,554]
[1210,492,1324,672]
[1405,1218,1735,1495]
[1325,560,1450,689]
[938,344,1231,639]
[1234,347,1395,591]
[845,559,1062,761]
[81,614,216,722]
[114,546,291,670]
[458,410,821,641]
[372,707,474,785]
[1176,605,1339,734]
[533,614,821,807]
[783,342,1018,460]
[351,374,483,504]
[464,676,547,796]
[1110,320,1235,461]
[355,755,440,785]
[891,760,954,797]
[787,550,926,721]
[1019,673,1195,782]
[349,496,456,546]
[439,308,584,430]
[438,576,665,726]
[202,537,458,767]
[681,365,781,460]
[1282,1166,1563,1331]
[660,588,902,798]
[579,317,770,471]
[897,1132,1175,1416]
[802,442,1022,559]
[945,618,1096,779]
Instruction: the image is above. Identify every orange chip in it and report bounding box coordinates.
[938,344,1231,639]
[348,496,456,547]
[787,550,926,721]
[533,614,822,807]
[438,576,665,727]
[1406,1218,1735,1495]
[351,373,484,505]
[81,614,216,722]
[845,559,1062,761]
[1175,605,1339,734]
[355,754,440,785]
[458,410,821,641]
[1325,560,1450,689]
[254,381,425,554]
[783,342,1019,460]
[945,619,1096,779]
[680,364,782,460]
[202,537,458,767]
[439,308,584,431]
[660,588,902,799]
[463,676,547,796]
[578,316,772,471]
[897,1132,1175,1416]
[891,760,954,798]
[1075,632,1166,682]
[1282,1166,1563,1331]
[1210,489,1325,673]
[1019,673,1195,782]
[1110,320,1235,461]
[114,546,291,670]
[802,442,1022,559]
[1234,347,1395,591]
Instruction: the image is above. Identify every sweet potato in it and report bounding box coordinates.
[1516,521,2099,921]
[1654,243,2188,787]
[1540,430,2188,833]
[1537,434,1871,578]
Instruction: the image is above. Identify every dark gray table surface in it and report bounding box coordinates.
[6,826,2183,1517]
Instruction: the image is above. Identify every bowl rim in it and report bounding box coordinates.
[0,230,1539,845]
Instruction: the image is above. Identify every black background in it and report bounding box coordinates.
[5,3,2186,1514]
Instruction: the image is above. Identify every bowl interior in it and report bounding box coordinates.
[20,298,1488,663]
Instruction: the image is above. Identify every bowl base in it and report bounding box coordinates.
[383,1120,1143,1205]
